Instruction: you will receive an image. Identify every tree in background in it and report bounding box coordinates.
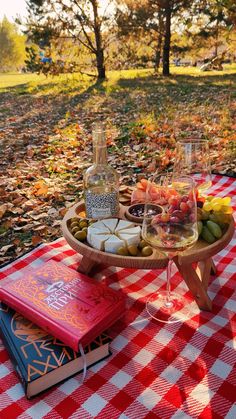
[115,1,164,72]
[115,0,191,76]
[0,17,26,71]
[23,0,116,79]
[189,0,236,58]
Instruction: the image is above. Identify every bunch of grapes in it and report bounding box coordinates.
[197,195,233,244]
[202,196,233,215]
[152,193,196,226]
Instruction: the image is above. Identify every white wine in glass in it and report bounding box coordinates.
[173,139,212,195]
[142,174,198,323]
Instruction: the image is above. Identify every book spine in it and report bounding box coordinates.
[0,321,28,396]
[0,291,79,351]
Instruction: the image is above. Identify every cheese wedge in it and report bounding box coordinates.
[115,220,135,232]
[101,218,118,233]
[118,226,141,235]
[89,221,110,233]
[104,235,124,254]
[87,227,110,243]
[87,234,109,251]
[118,232,140,247]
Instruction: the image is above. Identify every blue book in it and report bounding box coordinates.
[0,303,111,399]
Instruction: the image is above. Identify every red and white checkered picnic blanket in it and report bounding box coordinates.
[0,175,235,419]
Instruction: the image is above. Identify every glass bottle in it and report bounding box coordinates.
[83,122,119,219]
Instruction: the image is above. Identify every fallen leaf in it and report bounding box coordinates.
[32,236,43,246]
[0,204,8,219]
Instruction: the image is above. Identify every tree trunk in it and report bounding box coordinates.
[96,49,106,79]
[214,20,219,57]
[154,11,164,73]
[162,0,171,76]
[154,47,161,73]
[92,0,106,79]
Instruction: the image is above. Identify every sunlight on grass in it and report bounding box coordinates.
[0,64,235,96]
[0,72,45,90]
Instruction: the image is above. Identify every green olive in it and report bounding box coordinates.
[79,220,88,229]
[74,230,87,241]
[141,246,153,257]
[127,245,138,256]
[71,217,80,223]
[117,247,129,256]
[71,226,81,234]
[82,226,88,233]
[70,221,80,229]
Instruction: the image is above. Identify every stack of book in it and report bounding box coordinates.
[0,261,125,398]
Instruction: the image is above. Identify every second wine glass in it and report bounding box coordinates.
[173,139,212,196]
[142,174,198,323]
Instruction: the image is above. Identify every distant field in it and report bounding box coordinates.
[0,64,236,95]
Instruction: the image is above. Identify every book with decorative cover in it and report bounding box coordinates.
[0,303,111,399]
[0,261,125,351]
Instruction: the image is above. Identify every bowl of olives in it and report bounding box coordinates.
[125,203,163,224]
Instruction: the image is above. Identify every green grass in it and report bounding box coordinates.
[1,63,235,96]
[0,72,44,89]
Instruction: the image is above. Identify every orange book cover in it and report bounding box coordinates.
[0,261,125,351]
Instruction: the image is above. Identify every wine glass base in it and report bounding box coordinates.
[146,291,191,324]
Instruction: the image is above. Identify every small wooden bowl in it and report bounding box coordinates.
[125,203,163,224]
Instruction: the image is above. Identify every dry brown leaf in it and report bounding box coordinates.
[32,236,43,246]
[0,244,15,254]
[0,204,8,219]
[34,225,48,234]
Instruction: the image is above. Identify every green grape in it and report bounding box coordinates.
[206,221,222,239]
[201,226,216,244]
[211,212,228,227]
[209,213,219,223]
[197,221,203,236]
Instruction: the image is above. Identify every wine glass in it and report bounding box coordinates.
[142,174,198,323]
[173,139,212,196]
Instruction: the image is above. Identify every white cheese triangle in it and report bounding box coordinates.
[101,218,118,233]
[87,233,109,251]
[118,232,140,247]
[87,227,110,244]
[104,235,124,254]
[115,219,135,232]
[120,226,141,235]
[89,221,110,233]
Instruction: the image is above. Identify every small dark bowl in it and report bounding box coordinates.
[125,203,163,224]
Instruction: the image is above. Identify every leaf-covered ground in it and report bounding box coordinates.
[0,67,236,265]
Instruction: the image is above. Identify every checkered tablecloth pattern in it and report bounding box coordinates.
[0,175,235,419]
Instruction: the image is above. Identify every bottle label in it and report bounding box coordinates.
[84,191,119,219]
[91,207,112,219]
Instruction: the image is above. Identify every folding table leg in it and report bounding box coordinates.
[174,259,213,311]
[196,258,216,291]
[77,256,97,274]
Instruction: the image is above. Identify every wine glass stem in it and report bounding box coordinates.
[165,259,173,308]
